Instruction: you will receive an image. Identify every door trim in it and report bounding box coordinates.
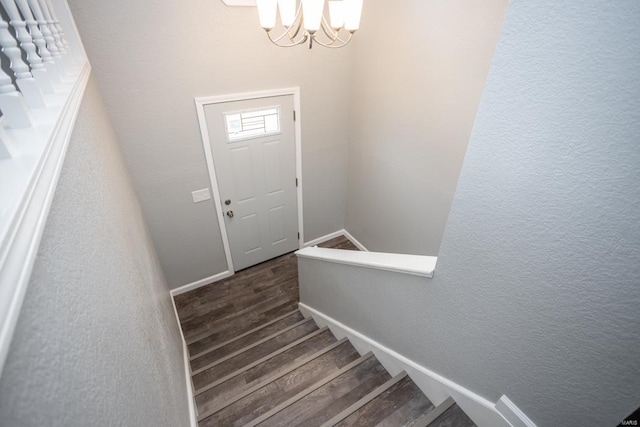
[195,88,304,274]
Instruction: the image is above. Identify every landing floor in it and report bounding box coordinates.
[174,236,357,356]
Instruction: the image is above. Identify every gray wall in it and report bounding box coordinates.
[344,0,508,255]
[301,1,640,426]
[0,76,190,427]
[68,0,353,289]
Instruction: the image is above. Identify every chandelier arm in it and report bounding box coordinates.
[290,1,304,38]
[272,25,299,43]
[319,16,339,42]
[311,31,353,48]
[287,11,305,41]
[267,29,308,47]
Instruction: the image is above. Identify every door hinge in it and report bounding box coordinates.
[293,110,296,121]
[298,232,300,240]
[296,178,298,187]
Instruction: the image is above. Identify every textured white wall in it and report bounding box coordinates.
[67,0,352,289]
[301,1,640,426]
[0,76,190,426]
[344,0,509,255]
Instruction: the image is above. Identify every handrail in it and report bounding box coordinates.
[295,246,437,278]
[0,0,90,377]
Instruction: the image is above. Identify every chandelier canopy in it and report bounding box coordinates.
[256,0,363,49]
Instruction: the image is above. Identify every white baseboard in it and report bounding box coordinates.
[170,292,197,427]
[181,341,197,427]
[496,395,537,427]
[303,229,369,252]
[170,271,233,297]
[341,230,369,252]
[303,230,346,248]
[298,303,521,427]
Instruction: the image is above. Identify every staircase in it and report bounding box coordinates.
[185,308,474,426]
[174,237,477,426]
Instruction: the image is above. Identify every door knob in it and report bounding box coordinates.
[226,210,234,218]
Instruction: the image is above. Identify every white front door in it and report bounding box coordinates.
[204,95,299,271]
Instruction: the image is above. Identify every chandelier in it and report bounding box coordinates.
[255,0,363,49]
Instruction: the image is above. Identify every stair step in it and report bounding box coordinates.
[335,374,436,426]
[320,371,410,427]
[199,339,360,427]
[190,309,303,361]
[186,296,297,349]
[250,352,393,427]
[194,325,327,395]
[423,400,476,427]
[191,316,312,374]
[195,327,339,417]
[321,371,407,427]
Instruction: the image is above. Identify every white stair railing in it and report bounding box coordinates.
[0,0,90,377]
[1,0,54,94]
[16,0,60,83]
[27,0,66,76]
[0,13,46,108]
[42,0,70,53]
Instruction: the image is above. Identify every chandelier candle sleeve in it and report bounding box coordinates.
[255,0,363,49]
[277,0,297,27]
[302,0,324,32]
[257,0,278,29]
[328,1,345,29]
[344,0,363,31]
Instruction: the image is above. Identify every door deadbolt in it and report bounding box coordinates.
[224,199,231,206]
[226,210,234,218]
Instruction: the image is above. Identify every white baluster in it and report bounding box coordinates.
[0,20,45,108]
[16,0,60,84]
[0,67,33,128]
[43,0,70,53]
[37,0,66,56]
[27,0,66,78]
[0,0,54,94]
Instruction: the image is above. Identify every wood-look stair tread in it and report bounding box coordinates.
[336,374,437,427]
[424,401,476,427]
[190,309,303,361]
[191,317,313,375]
[195,328,340,417]
[181,276,297,335]
[320,371,409,427]
[187,299,298,353]
[194,326,329,395]
[198,339,360,426]
[185,290,298,346]
[250,352,393,427]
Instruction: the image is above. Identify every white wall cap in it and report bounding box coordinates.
[296,246,437,278]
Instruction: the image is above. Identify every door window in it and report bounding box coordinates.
[224,107,281,142]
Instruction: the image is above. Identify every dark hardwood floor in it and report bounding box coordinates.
[174,235,357,349]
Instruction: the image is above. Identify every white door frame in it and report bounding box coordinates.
[195,88,304,274]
